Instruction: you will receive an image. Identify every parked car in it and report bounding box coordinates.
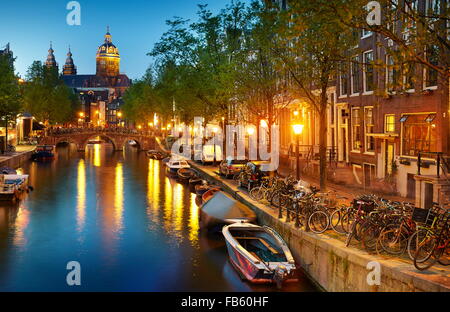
[238,161,277,191]
[219,159,248,178]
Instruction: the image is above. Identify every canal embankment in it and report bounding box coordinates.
[188,161,450,292]
[0,146,35,169]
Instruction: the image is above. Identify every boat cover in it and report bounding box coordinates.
[201,191,256,221]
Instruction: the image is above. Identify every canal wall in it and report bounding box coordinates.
[0,150,34,169]
[190,162,450,292]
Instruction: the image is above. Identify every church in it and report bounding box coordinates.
[45,27,131,127]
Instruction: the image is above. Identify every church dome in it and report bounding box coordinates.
[96,28,119,57]
[96,27,120,77]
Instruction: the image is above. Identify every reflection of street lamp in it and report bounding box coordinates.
[293,124,304,180]
[212,127,218,167]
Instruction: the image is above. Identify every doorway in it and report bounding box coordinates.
[424,183,434,209]
[385,143,395,176]
[407,173,416,199]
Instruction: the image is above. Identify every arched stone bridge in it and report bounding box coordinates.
[39,130,157,152]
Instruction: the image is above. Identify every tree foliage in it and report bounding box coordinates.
[23,61,79,125]
[0,54,22,122]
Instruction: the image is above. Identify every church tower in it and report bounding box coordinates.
[63,47,77,75]
[96,27,120,77]
[45,42,58,71]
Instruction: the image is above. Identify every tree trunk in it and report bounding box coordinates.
[318,89,328,191]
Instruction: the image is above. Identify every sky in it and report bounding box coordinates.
[0,0,242,80]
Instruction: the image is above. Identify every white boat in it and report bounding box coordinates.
[165,159,190,175]
[0,174,30,201]
[222,223,298,288]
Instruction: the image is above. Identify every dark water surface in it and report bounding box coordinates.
[0,144,317,291]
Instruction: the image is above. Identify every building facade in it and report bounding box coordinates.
[45,28,131,127]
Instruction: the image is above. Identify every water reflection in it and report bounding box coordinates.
[76,159,86,232]
[0,144,316,291]
[114,162,124,232]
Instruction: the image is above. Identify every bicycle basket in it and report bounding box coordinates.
[412,207,434,225]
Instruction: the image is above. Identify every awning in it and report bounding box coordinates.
[32,123,46,131]
[366,133,399,138]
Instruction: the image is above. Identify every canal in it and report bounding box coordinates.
[0,143,317,291]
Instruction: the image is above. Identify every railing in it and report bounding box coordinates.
[46,127,154,136]
[417,151,450,179]
[288,144,338,164]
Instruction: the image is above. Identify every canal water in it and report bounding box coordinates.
[0,143,317,291]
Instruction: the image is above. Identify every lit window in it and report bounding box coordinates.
[385,115,396,133]
[352,108,361,150]
[365,107,375,152]
[402,114,437,156]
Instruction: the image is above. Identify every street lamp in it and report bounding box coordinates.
[293,124,304,180]
[212,127,218,167]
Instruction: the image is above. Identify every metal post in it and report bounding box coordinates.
[213,133,216,167]
[418,152,421,176]
[296,134,300,180]
[295,202,300,228]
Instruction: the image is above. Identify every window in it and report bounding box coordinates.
[352,108,361,150]
[363,51,374,93]
[365,107,375,152]
[402,61,415,90]
[351,56,360,94]
[424,45,439,89]
[340,65,348,96]
[386,55,399,92]
[402,114,437,157]
[385,115,396,133]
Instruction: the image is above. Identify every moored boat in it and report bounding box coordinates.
[177,168,197,183]
[0,174,30,201]
[188,177,203,193]
[222,223,297,288]
[201,187,221,203]
[195,183,210,196]
[165,159,190,175]
[146,150,168,160]
[31,145,55,162]
[199,191,256,231]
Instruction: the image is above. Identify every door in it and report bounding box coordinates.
[424,183,434,209]
[407,173,416,199]
[341,128,347,162]
[385,143,395,176]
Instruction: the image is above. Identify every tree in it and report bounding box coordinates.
[275,0,359,190]
[23,61,79,125]
[325,0,449,80]
[0,53,22,152]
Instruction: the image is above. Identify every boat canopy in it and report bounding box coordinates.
[201,191,256,221]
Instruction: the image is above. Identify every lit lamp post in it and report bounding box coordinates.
[117,111,123,128]
[212,127,218,167]
[293,124,304,181]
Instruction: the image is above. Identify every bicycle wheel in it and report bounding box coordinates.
[308,211,330,234]
[407,229,433,261]
[360,223,381,253]
[378,227,409,256]
[249,187,263,201]
[345,221,357,247]
[330,209,346,234]
[438,247,450,266]
[413,237,439,271]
